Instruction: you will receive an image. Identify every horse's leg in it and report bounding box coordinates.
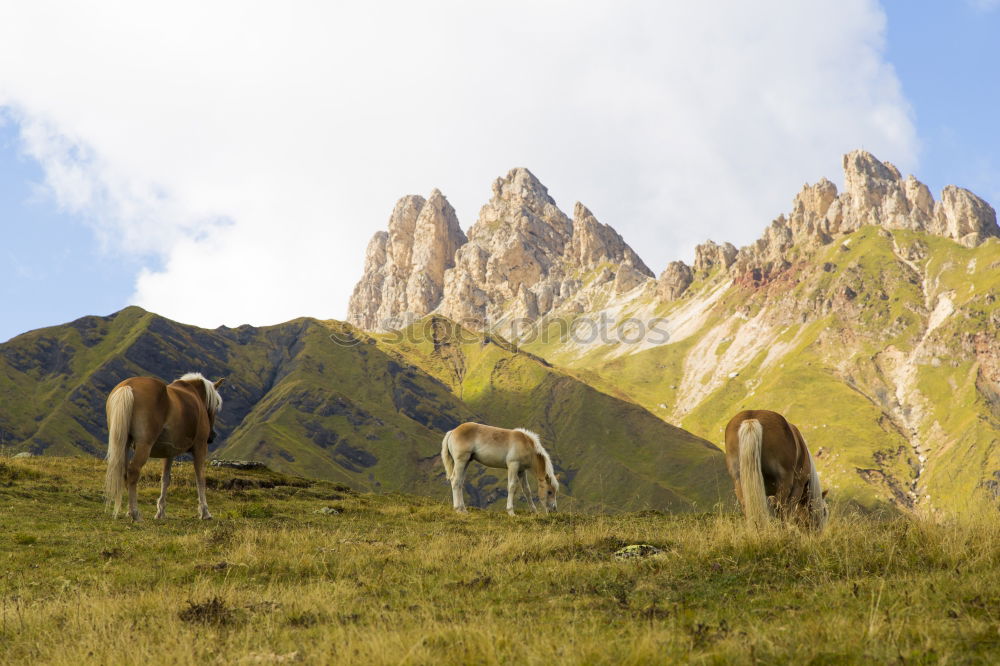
[154,457,173,520]
[451,457,469,512]
[192,441,212,520]
[519,469,537,512]
[506,463,520,516]
[126,442,153,522]
[773,474,794,523]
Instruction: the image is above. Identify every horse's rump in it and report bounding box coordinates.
[441,430,455,480]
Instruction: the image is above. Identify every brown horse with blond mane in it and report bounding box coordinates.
[725,409,828,531]
[105,372,224,521]
[441,422,559,515]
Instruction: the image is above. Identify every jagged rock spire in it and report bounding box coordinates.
[347,191,466,331]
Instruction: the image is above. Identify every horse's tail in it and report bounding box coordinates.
[441,430,455,481]
[105,385,134,518]
[738,418,770,528]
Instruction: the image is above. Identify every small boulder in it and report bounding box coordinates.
[614,544,663,560]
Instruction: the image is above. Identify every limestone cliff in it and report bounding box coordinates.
[349,167,653,333]
[347,190,466,331]
[438,171,652,328]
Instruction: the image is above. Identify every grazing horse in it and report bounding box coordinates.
[724,410,828,531]
[105,373,224,521]
[441,422,559,515]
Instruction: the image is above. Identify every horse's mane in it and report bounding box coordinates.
[178,372,223,415]
[514,428,558,489]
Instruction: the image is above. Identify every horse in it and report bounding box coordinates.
[724,409,828,531]
[440,422,559,515]
[105,372,224,521]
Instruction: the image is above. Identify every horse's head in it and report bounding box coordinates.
[207,377,225,430]
[178,373,225,440]
[538,472,559,513]
[807,488,829,532]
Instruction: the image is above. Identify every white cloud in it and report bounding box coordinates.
[0,0,916,327]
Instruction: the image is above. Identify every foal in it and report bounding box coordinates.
[441,422,559,515]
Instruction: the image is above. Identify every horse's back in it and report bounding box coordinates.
[116,376,166,394]
[453,422,519,446]
[451,421,530,469]
[726,410,795,447]
[454,421,507,438]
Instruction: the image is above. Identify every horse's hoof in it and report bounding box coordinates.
[154,513,165,520]
[200,513,213,521]
[507,510,516,517]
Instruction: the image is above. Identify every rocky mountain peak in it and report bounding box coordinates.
[831,149,932,233]
[693,240,738,277]
[490,167,553,206]
[569,202,653,277]
[843,149,900,185]
[439,177,652,329]
[347,191,466,331]
[349,168,653,333]
[471,167,573,254]
[657,261,694,302]
[792,177,838,221]
[929,185,998,247]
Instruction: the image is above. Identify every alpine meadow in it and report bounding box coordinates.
[2,5,1000,661]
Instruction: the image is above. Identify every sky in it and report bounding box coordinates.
[0,1,998,342]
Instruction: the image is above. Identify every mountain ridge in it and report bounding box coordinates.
[0,306,730,513]
[348,150,997,333]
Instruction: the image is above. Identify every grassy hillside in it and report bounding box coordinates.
[2,456,999,664]
[376,316,728,512]
[0,308,728,513]
[525,228,1000,514]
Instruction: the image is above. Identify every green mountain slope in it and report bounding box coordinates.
[0,307,729,512]
[372,316,728,512]
[525,228,1000,513]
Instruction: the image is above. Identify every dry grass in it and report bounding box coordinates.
[1,457,999,664]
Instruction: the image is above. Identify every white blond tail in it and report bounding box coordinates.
[441,431,455,481]
[105,386,133,517]
[738,419,770,528]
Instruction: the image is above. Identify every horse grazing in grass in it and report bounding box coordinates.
[725,410,828,531]
[441,422,559,515]
[105,373,224,521]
